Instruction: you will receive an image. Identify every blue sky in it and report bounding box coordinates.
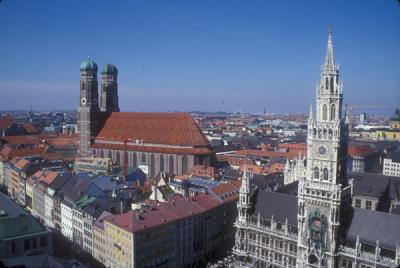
[0,0,399,114]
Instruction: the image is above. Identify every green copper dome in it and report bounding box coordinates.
[80,59,98,72]
[102,64,118,75]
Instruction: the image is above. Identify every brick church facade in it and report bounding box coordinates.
[77,61,214,177]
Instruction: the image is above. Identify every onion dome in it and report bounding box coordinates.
[80,59,98,72]
[102,64,118,75]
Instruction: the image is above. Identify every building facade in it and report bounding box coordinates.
[233,26,400,268]
[383,150,400,177]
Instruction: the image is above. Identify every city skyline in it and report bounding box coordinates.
[0,0,399,114]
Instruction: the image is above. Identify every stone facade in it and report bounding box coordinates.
[233,26,400,268]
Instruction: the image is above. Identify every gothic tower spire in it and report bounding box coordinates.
[323,25,335,72]
[297,26,351,268]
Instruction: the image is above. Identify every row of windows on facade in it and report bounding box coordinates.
[354,198,375,210]
[246,245,296,267]
[19,236,48,253]
[95,150,189,175]
[314,167,330,180]
[320,104,337,121]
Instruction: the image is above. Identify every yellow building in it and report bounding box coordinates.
[375,108,400,141]
[93,211,112,265]
[104,214,134,268]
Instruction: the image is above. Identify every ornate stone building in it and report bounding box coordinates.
[77,60,214,177]
[233,27,400,268]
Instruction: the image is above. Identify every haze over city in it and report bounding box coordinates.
[0,0,399,114]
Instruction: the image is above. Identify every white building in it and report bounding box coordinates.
[383,150,400,177]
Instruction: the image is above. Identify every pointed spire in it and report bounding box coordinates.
[324,25,336,72]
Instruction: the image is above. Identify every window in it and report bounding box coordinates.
[107,150,112,159]
[40,236,47,247]
[330,77,334,92]
[160,155,164,172]
[322,105,327,120]
[323,168,329,180]
[24,239,31,251]
[331,105,335,120]
[341,259,352,268]
[182,156,188,175]
[116,151,120,164]
[355,199,361,208]
[314,167,319,179]
[150,154,155,177]
[141,153,146,164]
[366,200,372,210]
[169,155,174,174]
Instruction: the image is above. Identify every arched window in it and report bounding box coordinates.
[141,153,146,164]
[93,149,97,157]
[169,155,174,174]
[325,77,328,90]
[328,129,333,137]
[323,168,329,180]
[124,151,128,167]
[309,254,318,265]
[330,77,334,92]
[132,153,137,167]
[116,151,120,164]
[330,105,335,120]
[160,155,164,172]
[314,167,319,179]
[313,128,317,136]
[322,105,327,121]
[182,156,188,175]
[150,154,155,177]
[100,150,104,158]
[107,150,112,159]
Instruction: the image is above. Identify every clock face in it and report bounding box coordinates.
[318,146,327,155]
[81,98,87,105]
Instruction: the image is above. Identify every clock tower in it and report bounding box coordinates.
[297,26,352,267]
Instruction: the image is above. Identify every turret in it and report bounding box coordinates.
[100,64,119,112]
[78,58,99,156]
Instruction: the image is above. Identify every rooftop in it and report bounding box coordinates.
[0,192,47,239]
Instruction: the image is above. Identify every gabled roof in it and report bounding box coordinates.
[95,112,210,147]
[349,172,400,201]
[345,208,400,250]
[0,116,14,131]
[21,122,39,134]
[253,191,298,225]
[105,194,222,233]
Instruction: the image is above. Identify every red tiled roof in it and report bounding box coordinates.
[0,116,14,131]
[348,144,375,157]
[95,112,210,147]
[15,159,30,169]
[235,149,299,159]
[0,135,41,145]
[21,123,39,134]
[105,194,221,233]
[0,145,47,161]
[92,143,213,155]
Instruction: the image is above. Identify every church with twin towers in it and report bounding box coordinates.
[233,26,400,268]
[77,60,214,177]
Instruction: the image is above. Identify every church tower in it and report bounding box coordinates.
[297,26,352,267]
[77,59,100,156]
[100,64,119,112]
